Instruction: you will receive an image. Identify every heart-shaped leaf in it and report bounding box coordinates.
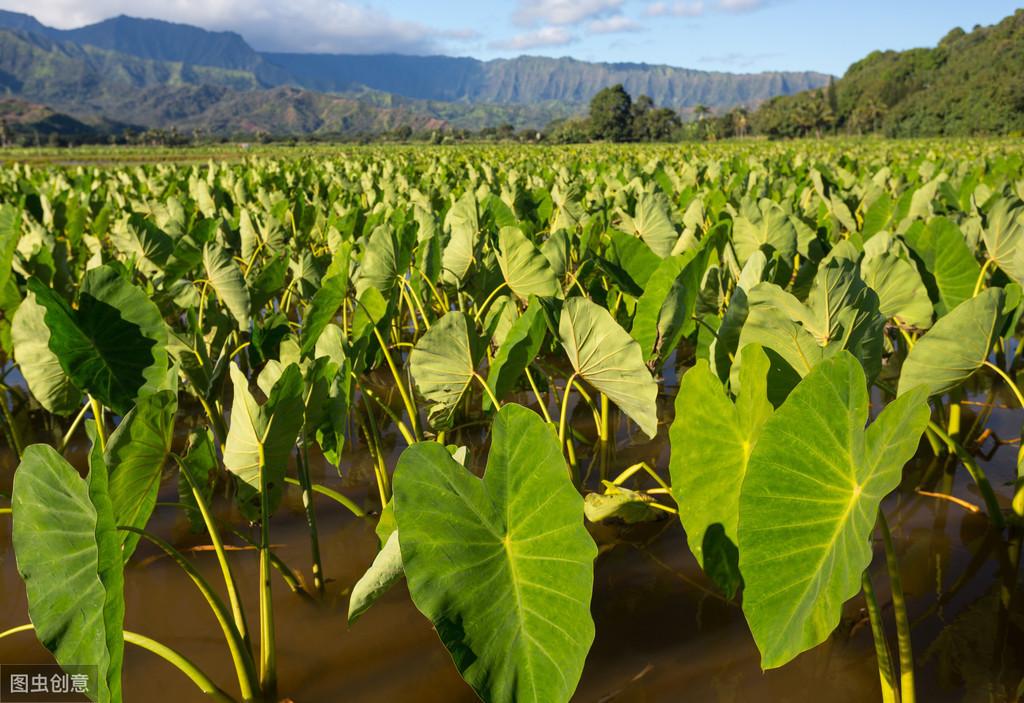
[496,226,561,300]
[409,311,484,430]
[394,404,596,703]
[11,290,82,415]
[203,241,251,329]
[559,297,659,438]
[738,353,930,668]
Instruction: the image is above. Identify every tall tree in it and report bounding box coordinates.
[589,84,633,142]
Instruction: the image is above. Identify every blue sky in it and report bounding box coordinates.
[3,0,1022,74]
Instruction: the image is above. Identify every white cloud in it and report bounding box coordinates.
[491,25,575,50]
[587,15,643,34]
[719,0,765,11]
[511,0,622,27]
[0,0,475,54]
[645,1,704,18]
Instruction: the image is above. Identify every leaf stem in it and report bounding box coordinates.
[879,510,915,703]
[123,631,236,703]
[861,570,899,703]
[983,360,1024,409]
[973,258,995,297]
[88,396,106,451]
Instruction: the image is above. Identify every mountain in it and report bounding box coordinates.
[0,97,125,144]
[263,53,830,111]
[751,9,1024,137]
[0,10,831,136]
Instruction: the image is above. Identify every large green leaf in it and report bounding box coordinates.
[559,297,659,438]
[394,404,596,703]
[13,444,125,703]
[904,217,979,316]
[28,266,168,415]
[897,288,1003,398]
[738,354,930,668]
[11,290,82,415]
[223,363,304,514]
[105,388,178,562]
[485,297,547,410]
[496,226,561,300]
[859,233,933,329]
[356,225,400,297]
[347,530,404,625]
[409,311,484,430]
[669,345,772,597]
[619,193,678,257]
[442,191,479,285]
[631,254,690,358]
[981,197,1024,284]
[203,241,251,328]
[732,200,798,267]
[0,203,18,292]
[300,241,352,356]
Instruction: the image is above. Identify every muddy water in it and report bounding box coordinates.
[1,375,1022,702]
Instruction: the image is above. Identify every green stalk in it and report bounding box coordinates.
[120,526,258,701]
[123,631,236,703]
[927,421,1005,529]
[296,433,324,595]
[862,571,899,703]
[284,477,365,517]
[257,445,276,699]
[173,455,252,652]
[89,396,106,451]
[557,372,578,461]
[474,372,502,410]
[973,258,995,297]
[360,395,391,505]
[983,360,1024,409]
[524,367,553,424]
[58,402,91,454]
[371,326,420,440]
[879,511,914,703]
[0,388,23,460]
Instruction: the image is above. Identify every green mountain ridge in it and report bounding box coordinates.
[751,9,1024,137]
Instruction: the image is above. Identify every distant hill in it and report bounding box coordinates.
[751,9,1024,137]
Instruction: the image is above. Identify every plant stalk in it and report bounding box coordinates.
[879,511,915,703]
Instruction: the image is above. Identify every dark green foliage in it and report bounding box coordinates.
[589,85,634,142]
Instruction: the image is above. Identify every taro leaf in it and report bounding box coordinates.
[738,353,930,669]
[604,230,661,295]
[177,429,218,533]
[619,192,678,257]
[105,387,178,562]
[981,198,1024,284]
[409,311,484,430]
[28,266,168,416]
[732,201,798,268]
[897,288,1003,399]
[559,297,659,439]
[0,203,18,292]
[496,226,561,300]
[631,254,691,358]
[485,297,547,410]
[394,403,596,703]
[223,363,304,516]
[669,345,772,598]
[583,487,664,525]
[903,217,979,316]
[347,530,404,625]
[203,241,251,329]
[859,235,933,329]
[356,225,399,297]
[736,259,885,393]
[442,191,479,286]
[300,241,352,357]
[12,444,125,703]
[11,290,82,415]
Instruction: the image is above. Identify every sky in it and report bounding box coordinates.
[1,0,1021,75]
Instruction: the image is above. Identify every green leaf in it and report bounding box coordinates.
[347,530,404,625]
[203,241,251,329]
[409,311,484,430]
[583,487,664,525]
[177,429,218,533]
[619,193,678,257]
[904,218,980,316]
[13,445,125,703]
[981,197,1024,284]
[0,203,19,292]
[670,345,772,597]
[631,254,690,359]
[897,288,1004,398]
[496,226,561,300]
[300,241,352,356]
[394,404,596,703]
[105,388,178,562]
[356,225,400,297]
[559,297,659,438]
[732,201,798,267]
[738,354,930,668]
[859,234,933,329]
[223,363,304,515]
[28,266,168,415]
[485,297,547,410]
[442,191,479,286]
[11,290,83,415]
